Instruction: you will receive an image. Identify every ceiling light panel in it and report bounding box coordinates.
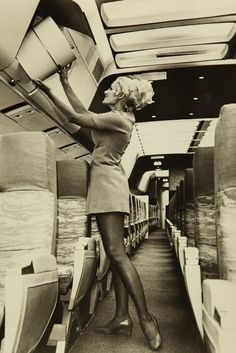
[110,23,235,52]
[136,119,199,155]
[199,119,218,147]
[132,71,167,81]
[101,0,236,27]
[115,43,228,68]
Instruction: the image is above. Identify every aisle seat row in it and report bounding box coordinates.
[0,131,153,353]
[149,204,159,229]
[125,194,152,252]
[165,104,236,353]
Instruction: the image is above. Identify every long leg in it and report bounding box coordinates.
[95,212,161,347]
[96,212,150,321]
[95,266,131,334]
[111,265,129,318]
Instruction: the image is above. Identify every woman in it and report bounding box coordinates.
[34,68,162,351]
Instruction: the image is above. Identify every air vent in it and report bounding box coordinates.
[46,128,75,148]
[61,143,89,158]
[4,104,54,131]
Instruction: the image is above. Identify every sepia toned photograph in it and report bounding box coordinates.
[0,1,236,352]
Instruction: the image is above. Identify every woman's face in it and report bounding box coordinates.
[103,82,121,106]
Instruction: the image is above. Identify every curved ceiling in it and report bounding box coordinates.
[129,154,193,190]
[1,0,236,190]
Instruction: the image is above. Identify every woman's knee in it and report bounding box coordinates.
[105,244,127,263]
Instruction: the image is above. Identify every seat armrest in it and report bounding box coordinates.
[7,253,57,275]
[203,279,236,324]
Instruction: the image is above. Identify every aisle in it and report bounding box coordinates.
[70,230,203,353]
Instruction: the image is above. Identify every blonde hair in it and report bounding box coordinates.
[113,76,154,111]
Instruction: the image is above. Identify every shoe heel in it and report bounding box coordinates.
[116,325,133,336]
[95,318,133,336]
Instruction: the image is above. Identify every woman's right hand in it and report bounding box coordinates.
[59,64,71,82]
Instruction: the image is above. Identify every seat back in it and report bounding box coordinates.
[215,104,236,284]
[56,158,89,265]
[193,146,218,281]
[56,159,97,308]
[0,131,58,352]
[184,168,195,246]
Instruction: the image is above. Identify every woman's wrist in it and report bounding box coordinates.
[60,77,69,85]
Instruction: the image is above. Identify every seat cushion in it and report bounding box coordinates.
[57,265,73,295]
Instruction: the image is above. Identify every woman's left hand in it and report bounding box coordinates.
[33,79,52,97]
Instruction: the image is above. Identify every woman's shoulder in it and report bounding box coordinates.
[111,110,135,124]
[92,110,134,132]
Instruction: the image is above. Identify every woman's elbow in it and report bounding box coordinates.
[69,115,77,124]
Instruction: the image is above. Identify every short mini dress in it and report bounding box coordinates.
[86,110,135,215]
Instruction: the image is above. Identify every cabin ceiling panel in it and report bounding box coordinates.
[110,23,236,52]
[115,44,228,68]
[94,65,236,123]
[100,0,236,27]
[97,0,236,70]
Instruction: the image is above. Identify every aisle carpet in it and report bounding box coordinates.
[70,230,204,353]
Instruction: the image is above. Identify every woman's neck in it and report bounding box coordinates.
[108,104,125,112]
[108,101,132,113]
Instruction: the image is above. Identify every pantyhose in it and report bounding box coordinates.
[95,212,157,339]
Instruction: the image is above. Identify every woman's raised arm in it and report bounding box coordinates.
[34,79,97,129]
[59,65,88,114]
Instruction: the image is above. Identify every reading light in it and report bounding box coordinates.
[152,115,157,118]
[199,76,205,80]
[193,97,199,101]
[154,161,162,166]
[189,112,194,116]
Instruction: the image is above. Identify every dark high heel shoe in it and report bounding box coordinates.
[95,317,133,336]
[140,315,162,351]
